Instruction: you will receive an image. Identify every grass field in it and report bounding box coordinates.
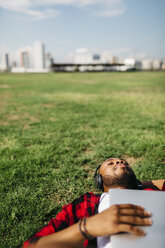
[0,71,165,247]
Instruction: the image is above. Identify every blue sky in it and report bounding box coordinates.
[0,0,165,62]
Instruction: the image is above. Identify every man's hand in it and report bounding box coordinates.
[31,204,152,248]
[86,204,152,237]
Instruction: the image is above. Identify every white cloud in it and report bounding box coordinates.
[111,47,132,55]
[24,8,60,20]
[0,0,126,19]
[135,53,148,60]
[0,0,59,19]
[94,8,125,17]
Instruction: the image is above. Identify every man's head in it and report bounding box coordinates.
[95,158,138,192]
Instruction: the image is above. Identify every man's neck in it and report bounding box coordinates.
[104,185,131,192]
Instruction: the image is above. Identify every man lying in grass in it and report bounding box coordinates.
[23,158,165,248]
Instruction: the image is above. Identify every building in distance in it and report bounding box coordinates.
[33,41,45,69]
[0,53,10,71]
[11,41,53,73]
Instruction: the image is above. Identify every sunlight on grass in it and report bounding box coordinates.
[0,137,19,149]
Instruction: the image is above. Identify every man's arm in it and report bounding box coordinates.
[23,202,73,247]
[23,192,100,248]
[142,179,165,190]
[28,204,152,248]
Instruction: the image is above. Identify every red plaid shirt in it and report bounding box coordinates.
[23,192,101,248]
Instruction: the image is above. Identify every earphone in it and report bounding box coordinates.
[94,164,104,191]
[94,164,143,191]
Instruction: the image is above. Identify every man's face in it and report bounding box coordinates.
[99,158,130,177]
[99,158,137,190]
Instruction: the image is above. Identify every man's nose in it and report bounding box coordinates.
[116,160,123,164]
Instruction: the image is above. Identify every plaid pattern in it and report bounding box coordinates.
[23,192,101,248]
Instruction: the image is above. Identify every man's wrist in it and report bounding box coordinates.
[79,218,94,240]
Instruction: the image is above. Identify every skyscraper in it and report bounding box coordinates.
[0,53,10,71]
[20,50,30,68]
[33,41,45,69]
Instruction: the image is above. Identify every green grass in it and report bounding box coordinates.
[0,71,165,247]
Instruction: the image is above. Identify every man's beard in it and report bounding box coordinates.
[102,168,138,189]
